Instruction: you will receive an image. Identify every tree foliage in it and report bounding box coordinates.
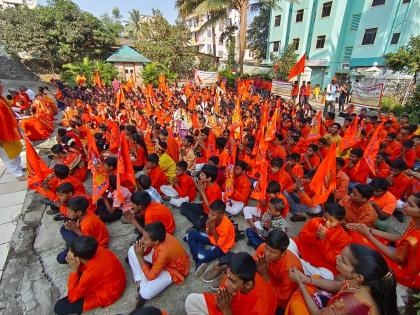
[125,9,142,39]
[0,0,115,72]
[61,57,119,87]
[100,7,124,39]
[247,6,270,62]
[220,25,238,69]
[142,62,177,86]
[136,10,196,79]
[385,36,420,83]
[271,43,298,80]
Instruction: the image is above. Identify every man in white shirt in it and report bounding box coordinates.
[323,78,337,116]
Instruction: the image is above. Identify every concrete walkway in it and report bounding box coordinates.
[0,150,27,281]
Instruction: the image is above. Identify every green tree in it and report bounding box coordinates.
[125,9,142,39]
[220,25,238,69]
[136,10,196,79]
[0,0,114,72]
[100,7,124,39]
[385,35,420,83]
[271,43,298,80]
[61,57,119,87]
[142,62,177,86]
[247,6,270,62]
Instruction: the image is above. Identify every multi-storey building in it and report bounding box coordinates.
[267,0,419,87]
[0,0,37,9]
[185,9,254,63]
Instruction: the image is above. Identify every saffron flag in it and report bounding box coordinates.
[265,108,278,142]
[250,159,268,201]
[231,98,242,140]
[93,71,103,89]
[363,123,384,175]
[106,120,120,152]
[288,53,306,80]
[116,133,136,203]
[206,131,216,159]
[224,144,237,201]
[25,137,55,200]
[126,73,135,91]
[115,88,125,108]
[339,116,359,152]
[309,143,336,205]
[86,130,109,203]
[306,111,322,141]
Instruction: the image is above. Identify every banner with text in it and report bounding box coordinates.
[351,83,384,109]
[195,70,218,85]
[271,80,293,97]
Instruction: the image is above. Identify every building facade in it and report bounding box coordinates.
[185,9,254,63]
[267,0,419,88]
[0,0,37,9]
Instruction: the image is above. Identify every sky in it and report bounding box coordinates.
[39,0,179,23]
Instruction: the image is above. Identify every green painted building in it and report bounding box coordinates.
[267,0,419,88]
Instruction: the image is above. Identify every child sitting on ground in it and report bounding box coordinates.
[245,198,288,249]
[160,160,197,207]
[137,174,163,203]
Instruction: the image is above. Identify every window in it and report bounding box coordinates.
[292,38,300,50]
[372,0,385,6]
[316,35,326,49]
[274,15,281,26]
[402,0,410,3]
[343,46,353,61]
[296,9,304,22]
[273,41,280,52]
[207,30,212,37]
[362,28,378,45]
[321,1,333,18]
[390,33,400,44]
[350,14,361,30]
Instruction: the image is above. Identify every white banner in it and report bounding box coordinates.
[195,70,218,85]
[271,80,293,97]
[351,83,384,108]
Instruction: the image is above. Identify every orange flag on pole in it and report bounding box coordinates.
[93,71,103,89]
[265,108,278,142]
[309,143,336,205]
[106,120,120,152]
[86,129,109,203]
[306,111,322,142]
[288,53,306,80]
[206,131,216,159]
[363,123,384,175]
[115,88,125,108]
[25,137,55,200]
[339,116,359,152]
[116,132,136,203]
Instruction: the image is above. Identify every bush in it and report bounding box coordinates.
[142,62,177,87]
[381,88,419,123]
[380,96,404,116]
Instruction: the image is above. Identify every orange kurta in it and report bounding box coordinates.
[208,215,235,253]
[80,212,110,248]
[144,202,176,234]
[68,247,126,311]
[174,173,197,202]
[149,166,168,193]
[230,174,252,205]
[339,196,378,227]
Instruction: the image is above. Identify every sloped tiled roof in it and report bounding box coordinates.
[107,45,150,63]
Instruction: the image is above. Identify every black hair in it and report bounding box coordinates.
[57,128,67,137]
[184,135,194,145]
[228,252,257,283]
[69,236,98,260]
[104,156,117,169]
[200,127,210,136]
[266,181,281,194]
[53,164,70,179]
[200,164,218,182]
[266,230,289,252]
[289,153,300,162]
[332,122,341,130]
[51,144,65,154]
[138,175,152,189]
[144,222,166,242]
[387,133,397,139]
[236,160,249,171]
[176,160,188,170]
[269,197,285,212]
[370,177,390,192]
[336,157,345,167]
[208,156,220,165]
[209,200,226,213]
[349,244,398,315]
[215,137,227,150]
[147,153,159,165]
[131,133,148,157]
[402,140,414,148]
[325,203,346,220]
[308,144,318,152]
[354,184,374,199]
[56,182,75,194]
[131,191,152,207]
[271,157,284,168]
[158,141,168,150]
[350,148,364,158]
[389,159,407,171]
[67,196,89,213]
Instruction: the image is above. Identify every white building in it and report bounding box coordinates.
[0,0,37,9]
[185,9,254,63]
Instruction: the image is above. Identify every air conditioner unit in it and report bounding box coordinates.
[341,63,350,70]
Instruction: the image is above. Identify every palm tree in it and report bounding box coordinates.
[177,0,279,74]
[126,9,142,39]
